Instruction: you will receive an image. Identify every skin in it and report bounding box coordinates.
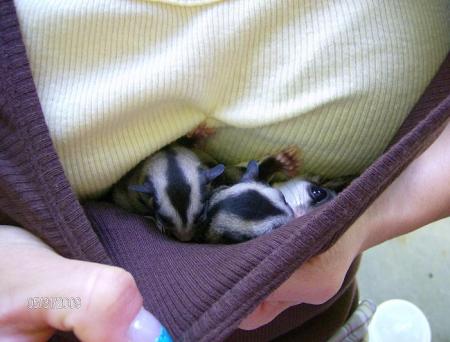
[0,122,448,339]
[0,226,143,342]
[240,120,450,330]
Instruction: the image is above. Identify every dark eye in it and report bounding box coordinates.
[309,185,328,204]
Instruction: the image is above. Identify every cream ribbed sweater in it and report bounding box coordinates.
[15,0,449,199]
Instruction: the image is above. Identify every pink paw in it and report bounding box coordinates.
[275,145,302,177]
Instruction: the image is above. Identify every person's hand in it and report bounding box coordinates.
[239,216,365,330]
[0,225,172,342]
[240,120,450,330]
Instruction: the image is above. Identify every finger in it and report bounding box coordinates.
[265,232,359,305]
[54,260,144,342]
[0,226,171,342]
[265,264,343,305]
[239,301,292,330]
[65,262,171,341]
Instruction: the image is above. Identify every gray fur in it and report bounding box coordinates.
[112,145,224,242]
[203,181,294,243]
[202,164,337,244]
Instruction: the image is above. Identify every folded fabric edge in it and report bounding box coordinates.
[184,85,450,341]
[0,0,111,264]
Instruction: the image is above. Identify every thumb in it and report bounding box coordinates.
[48,259,169,342]
[0,225,172,342]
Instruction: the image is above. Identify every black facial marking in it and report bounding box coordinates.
[210,189,286,221]
[165,149,191,226]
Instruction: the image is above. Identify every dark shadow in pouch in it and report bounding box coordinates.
[83,54,449,340]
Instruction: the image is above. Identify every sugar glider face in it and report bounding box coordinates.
[275,178,336,217]
[203,160,294,244]
[129,146,224,242]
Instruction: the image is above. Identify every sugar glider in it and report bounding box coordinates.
[201,147,337,243]
[112,124,224,242]
[200,160,295,243]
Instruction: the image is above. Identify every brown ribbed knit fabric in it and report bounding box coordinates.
[1,0,449,341]
[0,0,110,263]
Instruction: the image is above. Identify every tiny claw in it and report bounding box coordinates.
[275,145,303,177]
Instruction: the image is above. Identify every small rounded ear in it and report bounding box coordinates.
[202,164,225,183]
[240,160,259,182]
[128,181,154,195]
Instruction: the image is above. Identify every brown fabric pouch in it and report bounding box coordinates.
[1,0,449,340]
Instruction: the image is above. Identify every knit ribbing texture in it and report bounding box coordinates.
[0,0,110,262]
[14,0,450,199]
[1,0,449,341]
[84,56,450,340]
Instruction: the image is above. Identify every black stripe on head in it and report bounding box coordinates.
[165,149,191,226]
[211,189,286,221]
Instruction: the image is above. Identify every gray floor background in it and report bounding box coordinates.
[357,217,450,342]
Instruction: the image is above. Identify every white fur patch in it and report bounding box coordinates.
[146,146,203,240]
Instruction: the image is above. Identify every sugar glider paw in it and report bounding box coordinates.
[275,145,303,177]
[186,122,216,141]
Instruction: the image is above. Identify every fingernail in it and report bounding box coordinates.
[128,307,173,342]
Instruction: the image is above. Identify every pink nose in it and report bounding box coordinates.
[175,230,194,242]
[293,207,306,218]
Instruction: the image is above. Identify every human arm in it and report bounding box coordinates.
[240,119,450,330]
[0,225,170,342]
